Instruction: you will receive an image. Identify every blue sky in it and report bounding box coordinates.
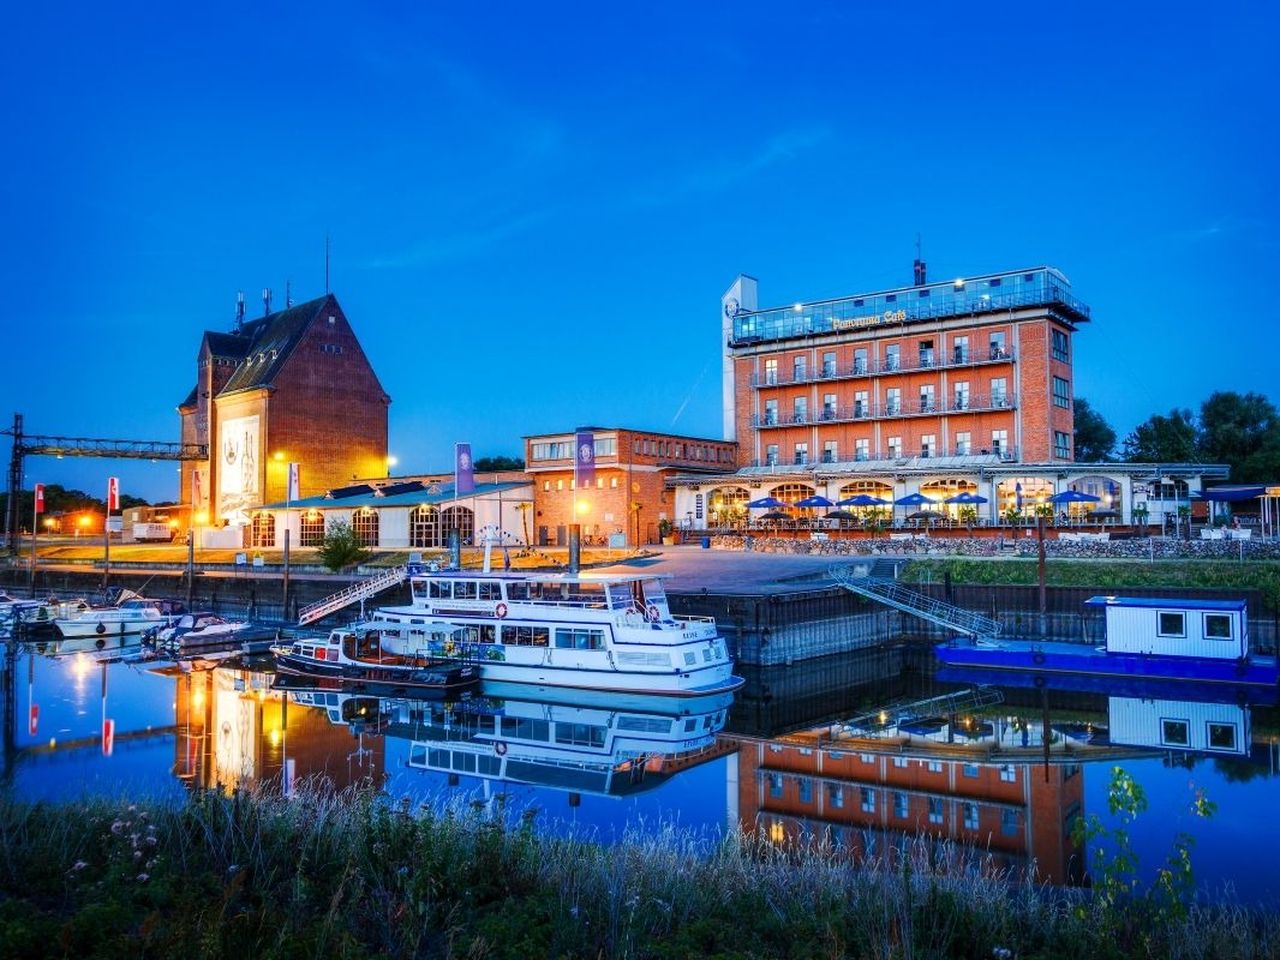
[2,2,1275,502]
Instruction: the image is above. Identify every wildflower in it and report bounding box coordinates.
[993,949,1012,960]
[146,859,156,870]
[133,850,143,861]
[136,873,150,883]
[144,835,158,847]
[110,820,124,835]
[72,861,88,872]
[128,804,137,813]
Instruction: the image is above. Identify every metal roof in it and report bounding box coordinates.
[1084,596,1248,612]
[260,480,530,511]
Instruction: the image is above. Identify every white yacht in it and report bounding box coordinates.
[55,596,180,642]
[367,568,741,697]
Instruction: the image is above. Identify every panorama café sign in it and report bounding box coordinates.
[831,309,908,332]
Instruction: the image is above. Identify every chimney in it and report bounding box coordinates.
[235,291,245,332]
[262,288,273,317]
[913,259,927,286]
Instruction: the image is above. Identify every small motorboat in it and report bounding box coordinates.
[271,627,480,697]
[148,612,250,652]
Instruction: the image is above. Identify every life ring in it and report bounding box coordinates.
[95,637,106,650]
[495,602,508,619]
[494,741,508,756]
[1032,651,1046,665]
[95,622,107,635]
[646,604,661,622]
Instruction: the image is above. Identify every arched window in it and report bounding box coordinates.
[441,506,474,545]
[708,486,750,527]
[1067,476,1123,519]
[920,477,980,518]
[837,479,894,500]
[250,512,275,548]
[996,477,1054,517]
[352,508,380,547]
[299,510,325,547]
[409,505,441,548]
[770,483,815,505]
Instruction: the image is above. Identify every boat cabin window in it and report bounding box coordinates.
[640,579,667,609]
[503,625,549,646]
[1157,611,1185,638]
[500,716,550,741]
[1161,719,1190,746]
[554,627,605,650]
[427,581,451,599]
[1204,613,1233,640]
[478,581,502,600]
[506,581,531,601]
[606,584,632,609]
[462,624,497,644]
[454,581,478,600]
[1207,722,1237,751]
[554,722,606,748]
[343,631,384,660]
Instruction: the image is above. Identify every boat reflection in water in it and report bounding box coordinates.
[730,669,1279,888]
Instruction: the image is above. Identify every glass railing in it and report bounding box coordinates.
[750,394,1017,428]
[749,348,1016,387]
[731,268,1088,346]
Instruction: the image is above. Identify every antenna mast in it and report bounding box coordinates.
[325,234,331,294]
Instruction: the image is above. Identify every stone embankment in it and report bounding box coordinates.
[711,534,1280,560]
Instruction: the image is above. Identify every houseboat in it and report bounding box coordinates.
[271,628,479,697]
[363,568,742,697]
[936,596,1278,687]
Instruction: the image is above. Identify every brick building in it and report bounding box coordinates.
[524,427,737,546]
[177,293,390,530]
[722,264,1087,467]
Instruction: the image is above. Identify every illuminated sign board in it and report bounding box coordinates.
[831,309,908,332]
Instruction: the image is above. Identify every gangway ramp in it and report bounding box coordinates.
[823,686,1006,742]
[829,565,1003,641]
[298,566,408,626]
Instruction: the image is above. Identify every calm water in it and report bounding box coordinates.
[3,635,1279,905]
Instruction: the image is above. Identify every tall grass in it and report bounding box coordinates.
[0,786,1276,959]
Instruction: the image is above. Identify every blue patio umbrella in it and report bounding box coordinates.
[945,492,989,504]
[794,495,835,508]
[747,496,786,509]
[894,493,937,507]
[837,494,890,507]
[1049,490,1102,504]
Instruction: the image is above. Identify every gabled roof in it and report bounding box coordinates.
[177,385,197,410]
[201,331,252,360]
[215,294,336,396]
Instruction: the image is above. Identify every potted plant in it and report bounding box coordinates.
[958,506,978,535]
[658,518,675,546]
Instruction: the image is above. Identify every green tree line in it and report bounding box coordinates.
[0,483,149,530]
[1074,390,1280,482]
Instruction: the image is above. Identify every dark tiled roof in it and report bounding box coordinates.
[202,331,252,359]
[218,294,335,395]
[177,385,197,410]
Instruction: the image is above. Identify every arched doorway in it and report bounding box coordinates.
[996,477,1054,520]
[409,505,442,548]
[352,507,380,547]
[441,505,475,545]
[707,486,750,529]
[837,479,894,522]
[920,477,980,520]
[299,510,325,547]
[250,512,275,548]
[1067,476,1123,523]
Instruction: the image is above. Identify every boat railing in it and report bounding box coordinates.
[672,614,715,625]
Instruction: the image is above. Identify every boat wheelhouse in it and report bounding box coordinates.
[367,569,741,697]
[936,595,1278,687]
[271,628,479,697]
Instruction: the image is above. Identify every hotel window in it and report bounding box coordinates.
[299,512,325,547]
[768,773,783,798]
[888,436,902,458]
[793,355,806,382]
[953,336,969,363]
[1158,611,1186,638]
[1053,376,1071,409]
[990,331,1007,359]
[542,480,550,492]
[766,444,779,466]
[594,437,616,456]
[921,434,936,458]
[918,340,934,368]
[894,793,908,818]
[991,429,1008,456]
[955,432,971,456]
[1054,431,1071,459]
[250,513,275,548]
[828,783,845,808]
[798,778,813,803]
[792,397,807,423]
[1205,613,1233,640]
[919,385,935,413]
[822,351,836,377]
[999,764,1016,783]
[822,440,837,464]
[855,438,870,461]
[954,381,969,411]
[885,344,900,371]
[861,787,876,813]
[1161,718,1190,746]
[963,763,979,778]
[764,358,778,385]
[885,388,901,415]
[1052,328,1069,363]
[793,442,808,465]
[854,347,868,374]
[991,378,1008,406]
[1208,722,1237,751]
[556,479,564,491]
[963,803,979,830]
[854,390,869,418]
[823,393,837,419]
[928,798,944,824]
[927,760,943,773]
[610,476,618,488]
[1001,809,1020,836]
[596,478,604,489]
[352,508,379,547]
[764,399,778,425]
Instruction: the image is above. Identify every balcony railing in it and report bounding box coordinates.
[753,393,1017,429]
[750,348,1015,389]
[749,445,1020,469]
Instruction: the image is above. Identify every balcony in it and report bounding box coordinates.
[750,393,1018,428]
[746,445,1020,469]
[749,347,1016,388]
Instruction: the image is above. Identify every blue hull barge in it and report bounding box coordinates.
[935,595,1278,688]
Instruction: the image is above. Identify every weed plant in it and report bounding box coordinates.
[1,784,1277,959]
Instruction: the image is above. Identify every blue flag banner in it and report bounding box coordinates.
[455,443,475,495]
[575,431,595,490]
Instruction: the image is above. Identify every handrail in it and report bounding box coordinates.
[829,566,1003,640]
[298,566,408,626]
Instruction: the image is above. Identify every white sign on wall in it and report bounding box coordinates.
[219,414,260,524]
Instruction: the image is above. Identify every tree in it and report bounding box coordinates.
[1072,397,1117,462]
[1122,408,1198,462]
[317,519,370,574]
[474,456,525,471]
[514,501,532,547]
[1197,391,1280,482]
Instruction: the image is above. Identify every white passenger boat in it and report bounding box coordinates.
[55,596,180,642]
[149,612,251,650]
[365,567,742,697]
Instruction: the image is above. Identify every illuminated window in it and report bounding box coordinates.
[441,506,474,545]
[351,508,379,547]
[250,513,275,548]
[299,512,325,547]
[409,506,441,548]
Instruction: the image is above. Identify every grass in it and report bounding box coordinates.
[900,558,1280,611]
[1,787,1276,959]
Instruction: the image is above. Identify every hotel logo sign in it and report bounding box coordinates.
[832,309,907,332]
